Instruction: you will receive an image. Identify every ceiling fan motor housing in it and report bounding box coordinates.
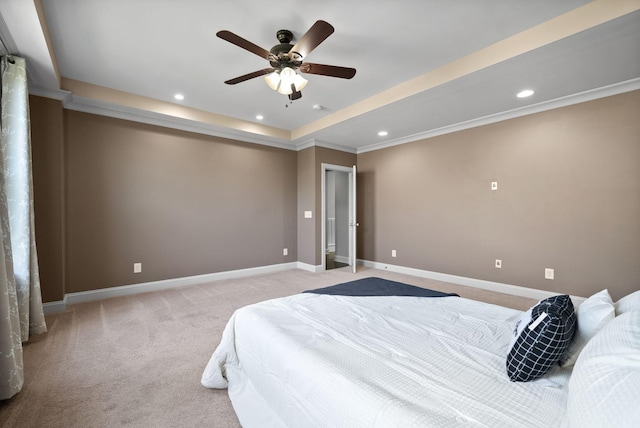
[270,29,301,69]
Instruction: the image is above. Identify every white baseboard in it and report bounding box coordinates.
[42,259,587,315]
[42,299,68,315]
[297,262,323,273]
[360,260,586,306]
[335,255,350,264]
[43,262,299,314]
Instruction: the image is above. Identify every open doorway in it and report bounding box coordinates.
[322,164,357,272]
[325,170,350,269]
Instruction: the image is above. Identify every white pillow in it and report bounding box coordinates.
[560,289,615,367]
[567,310,640,428]
[615,290,640,315]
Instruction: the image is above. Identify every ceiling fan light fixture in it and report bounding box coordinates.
[274,67,308,94]
[266,67,306,94]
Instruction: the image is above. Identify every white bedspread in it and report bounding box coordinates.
[202,293,571,427]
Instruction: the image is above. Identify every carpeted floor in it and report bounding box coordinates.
[0,267,536,427]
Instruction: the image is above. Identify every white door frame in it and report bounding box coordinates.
[321,163,357,272]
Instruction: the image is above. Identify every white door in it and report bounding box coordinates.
[349,165,358,273]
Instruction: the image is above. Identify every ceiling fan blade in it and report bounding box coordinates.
[217,30,273,60]
[299,63,356,79]
[224,68,275,85]
[289,20,334,59]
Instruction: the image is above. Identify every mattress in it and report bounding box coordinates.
[202,291,572,427]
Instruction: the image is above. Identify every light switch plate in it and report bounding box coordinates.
[304,211,312,218]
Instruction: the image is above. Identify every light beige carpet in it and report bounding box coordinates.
[0,267,536,427]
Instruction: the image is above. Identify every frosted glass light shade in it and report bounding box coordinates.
[277,67,295,94]
[292,73,308,91]
[264,72,280,91]
[277,83,293,95]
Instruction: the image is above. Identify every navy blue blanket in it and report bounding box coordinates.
[303,277,459,298]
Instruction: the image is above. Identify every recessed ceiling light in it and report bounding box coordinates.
[516,89,535,98]
[378,131,388,137]
[174,94,184,100]
[256,115,264,120]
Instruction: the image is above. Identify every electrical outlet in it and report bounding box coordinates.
[545,268,555,280]
[283,248,288,256]
[391,249,397,258]
[134,262,142,274]
[495,259,502,269]
[304,211,312,218]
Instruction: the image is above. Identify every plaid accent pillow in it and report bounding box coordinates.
[506,295,576,382]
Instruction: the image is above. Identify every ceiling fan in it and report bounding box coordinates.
[216,20,356,101]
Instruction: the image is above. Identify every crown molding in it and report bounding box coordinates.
[62,94,299,151]
[29,85,71,101]
[296,138,356,154]
[30,78,640,155]
[30,87,356,154]
[357,78,640,154]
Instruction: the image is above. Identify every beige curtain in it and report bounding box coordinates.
[0,55,47,400]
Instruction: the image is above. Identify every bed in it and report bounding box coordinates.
[201,277,640,427]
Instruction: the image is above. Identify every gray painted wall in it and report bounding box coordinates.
[31,91,639,302]
[61,110,298,293]
[358,90,640,300]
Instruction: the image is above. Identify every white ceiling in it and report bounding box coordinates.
[1,0,639,152]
